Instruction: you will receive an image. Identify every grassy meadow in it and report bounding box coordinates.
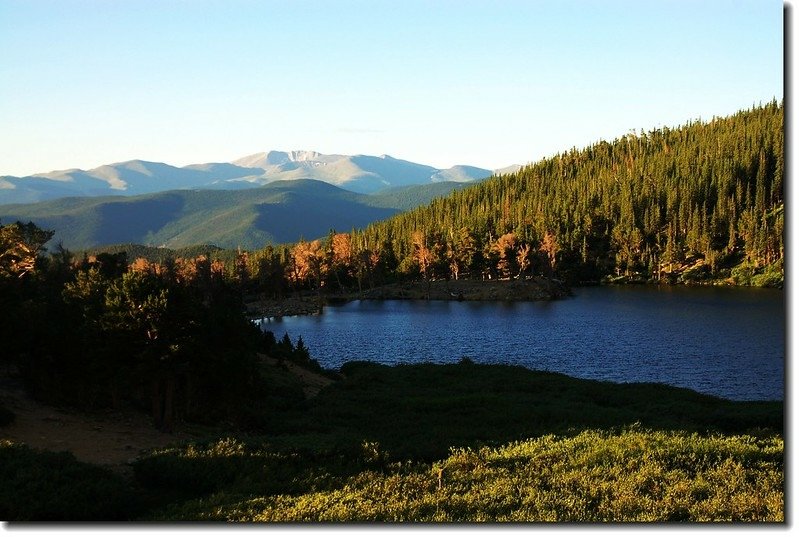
[0,360,783,522]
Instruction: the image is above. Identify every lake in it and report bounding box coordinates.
[258,285,785,401]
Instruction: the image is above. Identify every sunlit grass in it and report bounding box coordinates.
[141,428,782,522]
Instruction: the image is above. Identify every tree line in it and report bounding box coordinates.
[55,102,782,302]
[0,222,313,431]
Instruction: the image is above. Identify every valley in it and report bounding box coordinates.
[0,179,472,250]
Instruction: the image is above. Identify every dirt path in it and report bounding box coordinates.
[0,378,196,474]
[0,360,336,474]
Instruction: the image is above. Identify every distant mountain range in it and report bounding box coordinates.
[0,179,476,250]
[0,150,520,204]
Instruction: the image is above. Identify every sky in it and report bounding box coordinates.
[0,0,784,177]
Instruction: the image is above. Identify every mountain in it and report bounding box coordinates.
[232,150,343,169]
[227,151,467,193]
[0,160,260,203]
[0,179,473,251]
[0,151,510,204]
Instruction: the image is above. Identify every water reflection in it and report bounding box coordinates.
[259,285,784,401]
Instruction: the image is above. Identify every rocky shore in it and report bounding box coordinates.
[246,296,323,319]
[357,277,570,302]
[246,277,570,318]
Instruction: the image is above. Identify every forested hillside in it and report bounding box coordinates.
[0,180,474,251]
[0,180,399,250]
[351,101,783,286]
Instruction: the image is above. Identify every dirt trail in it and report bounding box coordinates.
[0,378,195,474]
[0,360,335,474]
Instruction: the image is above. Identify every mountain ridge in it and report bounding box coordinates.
[1,151,518,204]
[0,179,474,250]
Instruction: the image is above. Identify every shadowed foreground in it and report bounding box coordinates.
[1,361,784,522]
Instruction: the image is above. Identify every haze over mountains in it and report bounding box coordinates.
[0,150,520,204]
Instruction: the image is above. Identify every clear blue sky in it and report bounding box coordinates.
[0,0,784,176]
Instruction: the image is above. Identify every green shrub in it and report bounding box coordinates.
[167,429,782,522]
[291,362,782,462]
[136,360,784,522]
[750,261,784,288]
[730,263,756,285]
[730,260,783,288]
[0,441,141,521]
[133,436,401,520]
[679,263,710,283]
[132,438,263,499]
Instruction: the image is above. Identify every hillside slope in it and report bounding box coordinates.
[354,101,784,286]
[0,179,470,250]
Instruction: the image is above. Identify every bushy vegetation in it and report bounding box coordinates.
[130,362,782,521]
[730,258,784,288]
[132,428,782,522]
[0,440,142,521]
[272,362,782,462]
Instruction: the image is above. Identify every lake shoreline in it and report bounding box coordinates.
[255,284,784,401]
[245,276,782,320]
[246,277,571,318]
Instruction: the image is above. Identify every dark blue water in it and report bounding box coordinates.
[258,285,785,401]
